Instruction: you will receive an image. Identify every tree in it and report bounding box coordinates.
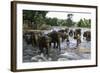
[46,18,58,26]
[77,18,91,28]
[34,13,46,29]
[77,19,84,27]
[45,18,52,26]
[23,10,48,29]
[57,19,67,26]
[66,14,74,27]
[51,18,58,26]
[84,18,91,28]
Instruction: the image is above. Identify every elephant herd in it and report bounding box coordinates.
[23,28,91,57]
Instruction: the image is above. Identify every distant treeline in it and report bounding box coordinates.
[23,10,91,30]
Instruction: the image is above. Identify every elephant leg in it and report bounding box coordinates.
[62,38,64,42]
[49,42,51,48]
[58,43,61,52]
[39,45,44,55]
[45,48,49,57]
[57,41,61,52]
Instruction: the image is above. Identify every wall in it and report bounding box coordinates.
[0,0,99,73]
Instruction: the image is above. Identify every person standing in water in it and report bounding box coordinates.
[76,34,81,47]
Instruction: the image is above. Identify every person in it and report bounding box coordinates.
[66,35,70,47]
[76,34,81,47]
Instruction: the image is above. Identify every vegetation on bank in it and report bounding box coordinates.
[23,10,91,30]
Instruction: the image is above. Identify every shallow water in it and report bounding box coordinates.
[23,27,91,62]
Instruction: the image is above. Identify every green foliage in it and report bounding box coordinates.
[23,10,48,29]
[23,10,91,30]
[45,13,75,27]
[57,19,67,26]
[45,18,58,26]
[66,14,74,27]
[34,13,45,29]
[77,18,91,28]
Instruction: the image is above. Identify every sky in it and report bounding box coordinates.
[46,11,91,22]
